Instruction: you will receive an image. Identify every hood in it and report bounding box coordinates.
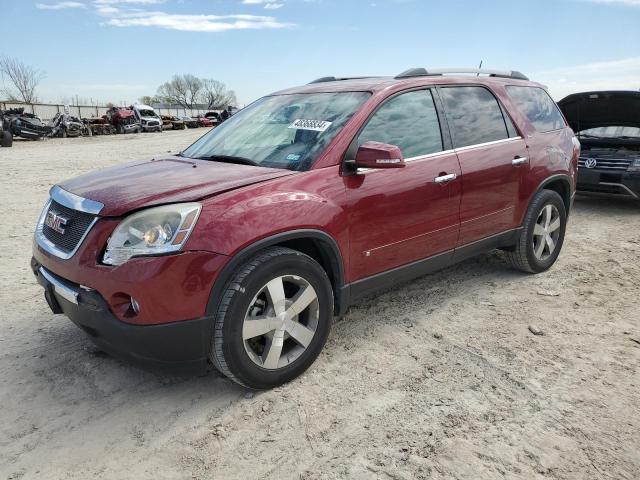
[558,91,640,133]
[59,156,297,216]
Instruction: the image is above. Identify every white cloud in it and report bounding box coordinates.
[94,0,164,4]
[36,1,86,9]
[104,11,293,32]
[243,0,285,8]
[36,0,293,33]
[533,57,640,99]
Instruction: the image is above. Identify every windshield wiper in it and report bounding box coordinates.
[612,135,640,140]
[195,154,260,167]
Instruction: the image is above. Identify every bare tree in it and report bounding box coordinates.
[0,56,45,103]
[138,95,163,106]
[200,79,237,109]
[157,74,203,109]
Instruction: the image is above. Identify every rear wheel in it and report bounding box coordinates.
[507,189,567,273]
[210,247,333,390]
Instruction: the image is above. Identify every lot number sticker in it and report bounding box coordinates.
[288,119,332,132]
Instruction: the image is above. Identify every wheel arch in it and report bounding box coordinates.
[533,174,572,216]
[205,229,346,318]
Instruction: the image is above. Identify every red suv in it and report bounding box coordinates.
[32,68,578,389]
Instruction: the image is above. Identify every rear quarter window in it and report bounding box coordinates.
[506,86,566,133]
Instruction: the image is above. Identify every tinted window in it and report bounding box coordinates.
[506,86,566,133]
[357,90,443,158]
[440,86,509,148]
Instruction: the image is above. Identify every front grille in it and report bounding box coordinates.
[41,200,96,253]
[147,121,159,127]
[578,156,632,171]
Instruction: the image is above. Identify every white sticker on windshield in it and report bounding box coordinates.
[288,119,332,132]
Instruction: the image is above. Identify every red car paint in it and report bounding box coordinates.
[196,116,215,127]
[33,75,578,332]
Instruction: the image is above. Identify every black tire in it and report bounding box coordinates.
[507,189,567,273]
[116,124,124,134]
[210,247,333,390]
[1,130,12,147]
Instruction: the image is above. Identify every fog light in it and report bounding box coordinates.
[131,297,140,314]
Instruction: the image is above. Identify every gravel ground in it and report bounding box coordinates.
[1,130,639,480]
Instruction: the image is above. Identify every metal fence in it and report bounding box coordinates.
[0,102,220,121]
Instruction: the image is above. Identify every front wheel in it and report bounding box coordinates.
[507,189,567,273]
[210,247,333,390]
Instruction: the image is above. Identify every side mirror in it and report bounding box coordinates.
[354,141,405,169]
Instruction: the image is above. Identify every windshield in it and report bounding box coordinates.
[139,109,156,117]
[182,91,371,171]
[579,126,640,139]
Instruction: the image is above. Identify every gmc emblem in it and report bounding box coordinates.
[45,211,69,234]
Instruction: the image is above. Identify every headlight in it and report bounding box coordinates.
[628,159,640,172]
[103,203,201,266]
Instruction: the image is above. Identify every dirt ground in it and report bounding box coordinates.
[1,130,639,480]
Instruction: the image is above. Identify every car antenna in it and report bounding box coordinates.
[477,60,483,76]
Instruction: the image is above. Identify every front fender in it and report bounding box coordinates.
[185,168,348,261]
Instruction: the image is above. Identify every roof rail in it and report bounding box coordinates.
[395,67,529,81]
[308,76,381,84]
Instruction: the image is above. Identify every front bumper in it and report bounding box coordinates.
[576,168,640,199]
[33,262,212,370]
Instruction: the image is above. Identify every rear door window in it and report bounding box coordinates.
[357,89,443,158]
[440,86,510,148]
[506,86,566,133]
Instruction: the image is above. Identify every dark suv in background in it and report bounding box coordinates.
[33,68,578,389]
[558,91,640,200]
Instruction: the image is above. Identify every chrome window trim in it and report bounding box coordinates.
[404,148,456,163]
[39,267,79,305]
[454,136,523,152]
[50,185,104,215]
[34,199,99,260]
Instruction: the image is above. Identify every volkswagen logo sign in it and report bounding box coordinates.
[584,158,598,169]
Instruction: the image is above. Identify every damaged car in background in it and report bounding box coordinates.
[558,90,640,201]
[131,104,162,132]
[1,108,52,141]
[161,115,186,130]
[105,106,141,134]
[50,111,92,138]
[83,117,116,135]
[180,115,199,128]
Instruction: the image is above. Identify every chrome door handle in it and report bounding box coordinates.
[512,157,528,166]
[434,173,457,184]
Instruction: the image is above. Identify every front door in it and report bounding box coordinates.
[344,89,462,282]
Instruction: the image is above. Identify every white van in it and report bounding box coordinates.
[130,104,162,132]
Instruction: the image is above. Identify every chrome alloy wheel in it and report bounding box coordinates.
[533,204,561,261]
[242,275,319,370]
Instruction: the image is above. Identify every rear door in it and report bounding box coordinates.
[439,86,528,246]
[344,88,461,281]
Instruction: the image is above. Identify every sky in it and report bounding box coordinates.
[0,0,639,106]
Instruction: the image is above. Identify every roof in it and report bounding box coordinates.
[272,74,539,96]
